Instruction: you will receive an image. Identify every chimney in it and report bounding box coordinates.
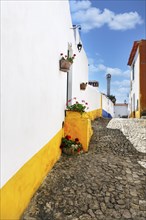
[106,73,111,96]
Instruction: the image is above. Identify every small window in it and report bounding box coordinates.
[133,93,135,111]
[132,62,135,80]
[136,99,138,111]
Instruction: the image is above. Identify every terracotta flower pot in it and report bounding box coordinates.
[60,59,72,72]
[80,83,87,90]
[62,147,78,155]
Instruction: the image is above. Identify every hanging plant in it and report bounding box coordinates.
[80,82,87,90]
[59,53,76,72]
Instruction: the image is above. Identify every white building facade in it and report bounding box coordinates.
[114,104,128,118]
[128,40,146,118]
[129,47,140,117]
[1,1,114,219]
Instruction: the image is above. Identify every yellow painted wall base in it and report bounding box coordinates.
[87,108,102,120]
[129,112,133,118]
[1,109,101,220]
[64,111,93,152]
[129,110,140,118]
[0,129,63,220]
[135,110,140,118]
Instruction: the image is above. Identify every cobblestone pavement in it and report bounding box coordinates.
[21,118,146,220]
[107,119,146,169]
[107,119,146,154]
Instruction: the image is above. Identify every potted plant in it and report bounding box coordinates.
[80,82,87,90]
[64,98,92,152]
[66,97,89,115]
[60,135,83,155]
[59,53,76,72]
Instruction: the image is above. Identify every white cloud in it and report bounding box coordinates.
[110,80,130,103]
[112,79,130,87]
[110,86,129,103]
[89,63,98,72]
[95,53,104,63]
[89,62,130,78]
[117,87,130,93]
[70,0,91,12]
[108,11,143,30]
[114,93,129,103]
[109,78,130,102]
[70,1,143,32]
[88,60,130,102]
[123,70,131,78]
[106,67,122,76]
[98,64,107,71]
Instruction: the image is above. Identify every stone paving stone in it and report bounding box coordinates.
[21,118,146,220]
[107,118,146,154]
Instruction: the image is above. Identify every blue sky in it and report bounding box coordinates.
[69,0,146,103]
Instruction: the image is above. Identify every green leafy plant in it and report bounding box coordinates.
[60,135,83,155]
[107,95,116,104]
[60,53,76,64]
[66,97,89,113]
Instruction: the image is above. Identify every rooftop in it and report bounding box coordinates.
[127,39,146,66]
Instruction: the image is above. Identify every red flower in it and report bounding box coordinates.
[77,148,81,153]
[73,54,76,56]
[65,135,71,140]
[68,99,71,102]
[73,97,77,100]
[76,101,79,104]
[75,138,79,142]
[60,53,63,56]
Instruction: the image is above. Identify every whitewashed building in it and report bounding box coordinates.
[127,39,146,118]
[101,94,114,118]
[114,103,128,118]
[1,1,114,219]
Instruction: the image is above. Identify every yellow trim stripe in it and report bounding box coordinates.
[1,129,63,220]
[1,108,102,220]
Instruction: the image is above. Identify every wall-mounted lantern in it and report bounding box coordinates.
[71,24,82,52]
[77,42,82,52]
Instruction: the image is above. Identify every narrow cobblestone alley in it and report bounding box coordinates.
[21,118,146,220]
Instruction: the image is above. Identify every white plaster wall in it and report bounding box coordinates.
[68,33,101,113]
[130,49,139,112]
[128,93,131,116]
[114,105,128,118]
[78,85,101,112]
[108,99,114,117]
[102,94,114,117]
[102,94,109,113]
[129,70,133,115]
[1,0,115,187]
[67,85,101,112]
[1,0,74,186]
[102,94,107,111]
[68,28,101,112]
[86,86,101,111]
[71,41,89,101]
